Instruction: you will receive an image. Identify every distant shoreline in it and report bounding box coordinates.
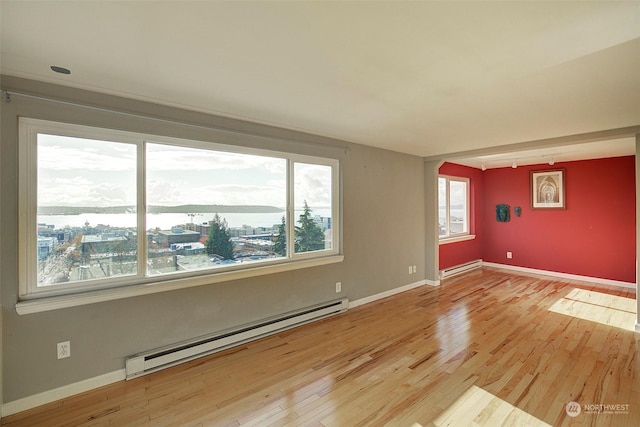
[39,205,285,215]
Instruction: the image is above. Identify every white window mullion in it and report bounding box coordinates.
[464,178,470,232]
[138,141,147,279]
[19,123,38,297]
[445,178,451,238]
[286,160,295,258]
[332,162,341,253]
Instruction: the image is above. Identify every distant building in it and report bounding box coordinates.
[195,223,211,239]
[37,236,56,260]
[229,225,278,238]
[170,242,205,255]
[80,234,131,262]
[314,216,331,231]
[157,227,201,248]
[38,223,70,243]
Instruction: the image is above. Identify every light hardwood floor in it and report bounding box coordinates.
[3,268,639,426]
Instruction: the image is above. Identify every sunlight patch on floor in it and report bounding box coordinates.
[428,385,551,426]
[549,288,637,331]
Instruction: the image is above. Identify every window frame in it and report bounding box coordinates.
[438,174,471,241]
[18,118,342,308]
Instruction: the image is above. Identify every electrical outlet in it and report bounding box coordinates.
[57,341,70,359]
[335,282,341,293]
[409,266,413,274]
[413,265,417,274]
[507,251,513,259]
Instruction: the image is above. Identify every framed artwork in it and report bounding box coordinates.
[531,169,565,209]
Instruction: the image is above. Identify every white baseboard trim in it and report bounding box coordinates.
[425,279,441,287]
[2,369,126,417]
[349,279,427,309]
[482,262,637,290]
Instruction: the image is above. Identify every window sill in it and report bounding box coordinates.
[16,255,344,315]
[439,234,476,245]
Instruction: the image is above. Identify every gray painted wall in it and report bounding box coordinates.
[0,77,426,402]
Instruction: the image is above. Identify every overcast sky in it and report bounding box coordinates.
[438,177,466,209]
[37,134,332,209]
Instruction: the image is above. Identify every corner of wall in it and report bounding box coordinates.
[635,133,640,328]
[424,160,442,283]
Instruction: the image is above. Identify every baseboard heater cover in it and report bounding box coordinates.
[440,259,482,279]
[125,298,349,379]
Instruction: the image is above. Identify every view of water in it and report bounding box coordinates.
[38,209,332,231]
[439,208,465,221]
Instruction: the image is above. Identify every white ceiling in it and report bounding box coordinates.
[1,1,639,163]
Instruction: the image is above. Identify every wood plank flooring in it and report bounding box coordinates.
[3,268,639,426]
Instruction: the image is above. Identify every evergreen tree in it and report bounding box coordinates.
[273,216,287,257]
[295,201,325,253]
[205,214,234,260]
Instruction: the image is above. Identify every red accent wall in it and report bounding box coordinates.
[439,162,484,270]
[482,156,636,283]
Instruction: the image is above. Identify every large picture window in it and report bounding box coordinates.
[19,118,340,300]
[438,175,470,239]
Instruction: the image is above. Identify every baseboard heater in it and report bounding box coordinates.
[440,259,482,279]
[125,298,349,379]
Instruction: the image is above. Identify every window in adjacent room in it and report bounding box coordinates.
[438,175,470,239]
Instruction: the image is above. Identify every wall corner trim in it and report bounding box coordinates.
[2,369,126,417]
[635,323,640,333]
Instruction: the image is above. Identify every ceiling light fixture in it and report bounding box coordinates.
[512,161,517,169]
[481,163,486,171]
[548,157,555,166]
[50,65,71,75]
